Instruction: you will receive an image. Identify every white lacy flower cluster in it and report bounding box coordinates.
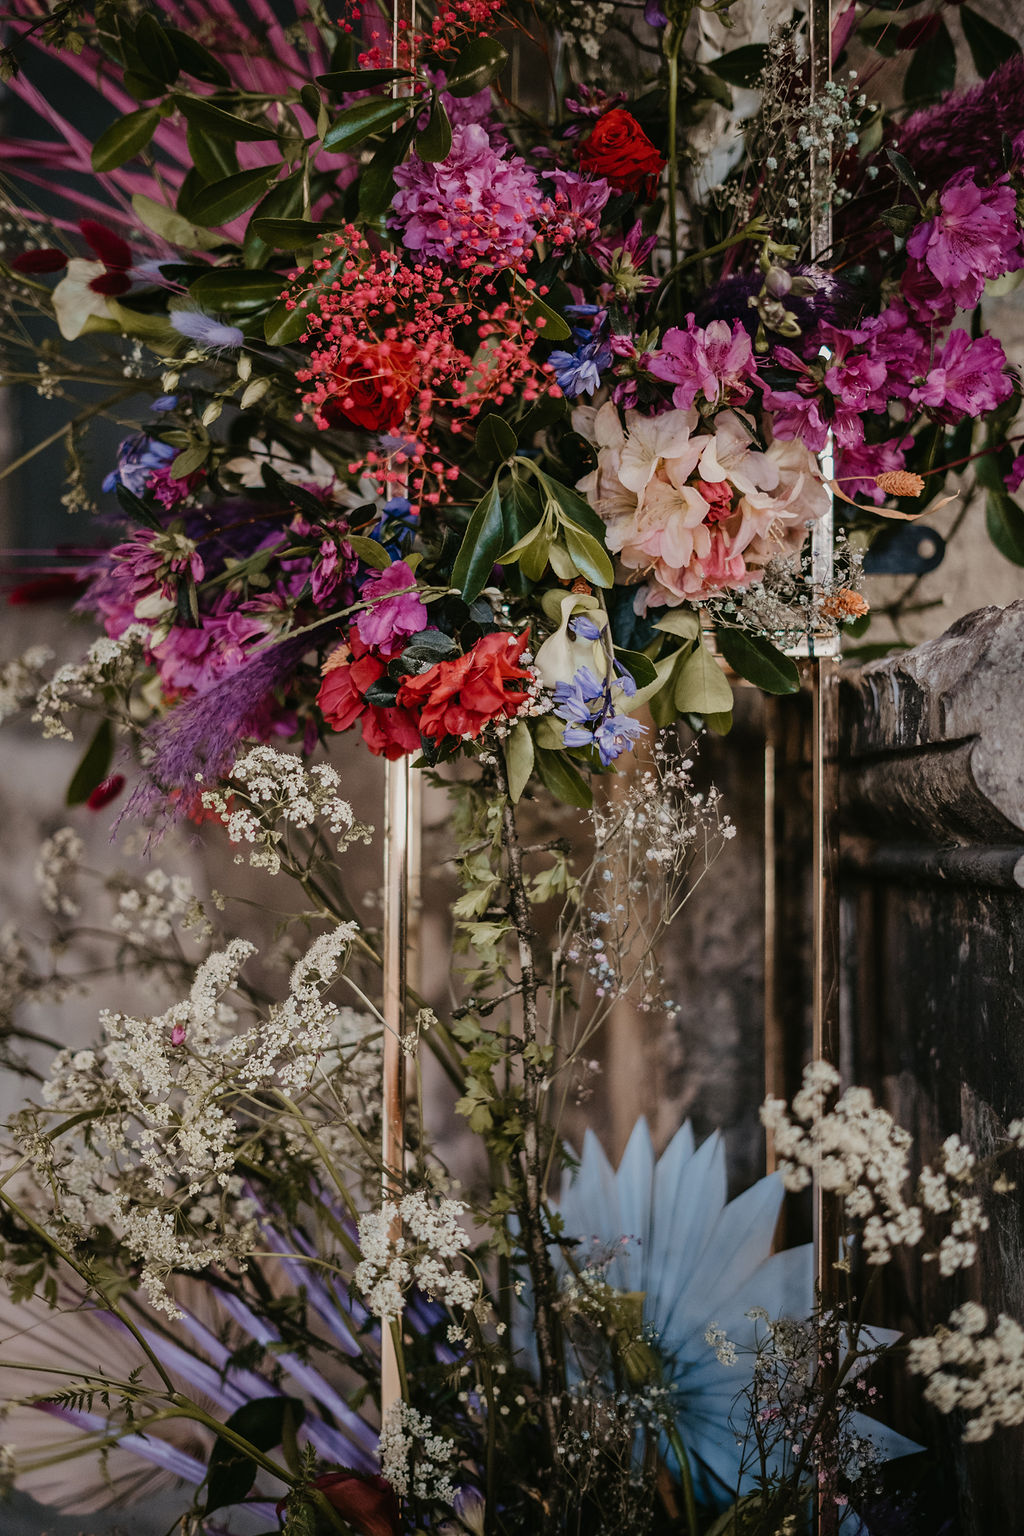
[0,645,54,724]
[380,1401,459,1505]
[355,1191,480,1321]
[908,1304,1024,1442]
[30,625,149,740]
[761,1062,992,1274]
[35,827,84,917]
[200,746,371,874]
[21,921,359,1313]
[109,867,211,945]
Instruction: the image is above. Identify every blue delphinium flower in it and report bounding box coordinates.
[368,495,420,559]
[548,337,613,398]
[102,434,177,496]
[553,663,646,765]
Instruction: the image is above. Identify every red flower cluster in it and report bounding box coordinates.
[578,109,665,200]
[290,226,555,506]
[317,629,421,759]
[396,630,533,742]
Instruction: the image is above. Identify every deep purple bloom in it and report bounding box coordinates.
[353,560,429,652]
[894,55,1024,193]
[644,0,668,25]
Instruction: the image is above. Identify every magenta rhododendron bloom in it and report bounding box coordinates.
[909,330,1013,422]
[836,436,914,505]
[649,316,760,411]
[905,174,1023,312]
[354,560,430,652]
[391,124,542,271]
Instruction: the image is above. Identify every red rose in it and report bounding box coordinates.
[317,629,421,760]
[578,108,665,200]
[396,630,532,743]
[324,340,418,433]
[312,1471,401,1536]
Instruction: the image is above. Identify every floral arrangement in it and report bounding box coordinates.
[1,1,1024,1534]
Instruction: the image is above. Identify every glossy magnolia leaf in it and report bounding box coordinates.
[715,626,800,695]
[134,13,178,85]
[346,535,392,570]
[903,18,956,103]
[985,489,1024,565]
[174,94,280,142]
[706,43,767,88]
[503,719,534,804]
[322,96,411,153]
[166,27,231,85]
[417,96,452,163]
[475,414,518,466]
[250,218,340,250]
[187,165,281,227]
[704,709,733,736]
[673,642,733,714]
[132,196,221,254]
[547,541,576,581]
[519,528,552,583]
[653,609,700,641]
[535,747,593,809]
[452,478,504,602]
[205,1397,305,1516]
[536,468,608,542]
[317,66,415,92]
[960,5,1021,78]
[613,648,658,690]
[91,108,160,172]
[66,717,115,806]
[188,269,283,311]
[186,121,239,184]
[243,173,306,267]
[563,524,613,588]
[444,35,508,96]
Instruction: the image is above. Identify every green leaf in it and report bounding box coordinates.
[903,19,956,103]
[534,747,593,808]
[91,108,160,172]
[166,27,231,85]
[416,95,452,163]
[346,534,392,570]
[358,117,418,219]
[66,717,114,807]
[884,147,925,199]
[186,121,239,184]
[503,719,534,803]
[613,648,657,690]
[243,172,306,268]
[134,13,179,85]
[673,642,733,714]
[250,217,340,250]
[187,165,281,228]
[452,477,504,602]
[475,414,518,466]
[704,710,733,736]
[985,490,1024,565]
[444,35,508,96]
[535,468,607,542]
[174,94,280,141]
[563,524,613,588]
[188,270,283,311]
[322,96,411,152]
[707,43,767,88]
[960,6,1021,78]
[205,1397,305,1516]
[133,193,222,250]
[653,609,700,641]
[512,275,572,342]
[170,444,209,479]
[317,67,415,92]
[715,627,800,695]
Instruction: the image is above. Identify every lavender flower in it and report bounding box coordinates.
[554,664,646,766]
[169,309,245,352]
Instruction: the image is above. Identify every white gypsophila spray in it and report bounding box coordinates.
[34,827,84,917]
[200,745,371,874]
[0,645,54,724]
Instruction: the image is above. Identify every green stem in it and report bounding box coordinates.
[667,1425,700,1536]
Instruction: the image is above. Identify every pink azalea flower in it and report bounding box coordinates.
[391,124,542,272]
[1005,454,1024,495]
[905,174,1023,312]
[909,329,1014,422]
[836,436,914,505]
[353,560,429,653]
[649,316,760,411]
